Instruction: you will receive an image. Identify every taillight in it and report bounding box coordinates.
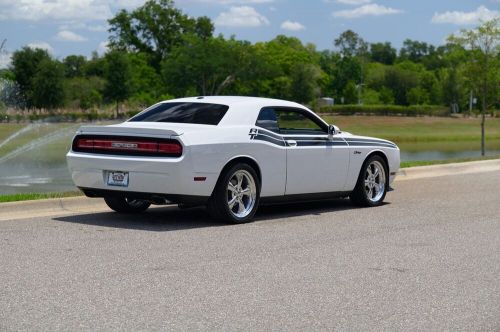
[73,135,183,157]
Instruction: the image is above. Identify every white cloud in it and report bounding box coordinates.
[27,42,54,53]
[335,0,371,5]
[0,52,12,69]
[184,0,273,3]
[97,41,109,55]
[280,20,305,31]
[333,4,403,19]
[87,24,107,32]
[56,30,88,42]
[432,6,499,25]
[215,6,270,27]
[0,0,112,22]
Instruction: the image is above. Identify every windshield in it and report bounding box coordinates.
[129,102,229,125]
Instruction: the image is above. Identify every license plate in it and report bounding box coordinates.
[106,171,129,187]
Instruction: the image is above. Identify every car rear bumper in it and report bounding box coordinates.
[66,151,218,197]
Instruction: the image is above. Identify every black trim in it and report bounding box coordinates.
[260,191,351,205]
[79,187,209,205]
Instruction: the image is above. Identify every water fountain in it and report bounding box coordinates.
[0,122,80,195]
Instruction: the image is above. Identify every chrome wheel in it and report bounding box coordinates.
[364,160,386,203]
[227,170,257,219]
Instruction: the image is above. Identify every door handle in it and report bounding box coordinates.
[286,140,297,147]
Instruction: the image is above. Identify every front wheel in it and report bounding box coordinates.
[350,155,388,207]
[207,163,260,223]
[104,197,151,213]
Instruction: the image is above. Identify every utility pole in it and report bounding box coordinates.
[469,90,473,116]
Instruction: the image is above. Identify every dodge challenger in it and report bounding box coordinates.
[67,96,400,223]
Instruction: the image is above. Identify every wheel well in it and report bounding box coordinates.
[365,151,389,176]
[218,157,262,185]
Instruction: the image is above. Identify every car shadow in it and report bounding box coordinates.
[54,199,387,232]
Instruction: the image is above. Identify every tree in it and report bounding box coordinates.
[289,63,321,104]
[32,58,65,110]
[399,39,432,62]
[11,47,51,109]
[407,87,430,105]
[334,30,367,58]
[162,36,253,96]
[383,64,419,105]
[63,55,87,78]
[104,50,131,116]
[108,0,213,68]
[370,42,396,65]
[65,76,104,110]
[448,18,500,155]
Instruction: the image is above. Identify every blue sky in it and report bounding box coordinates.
[0,0,499,67]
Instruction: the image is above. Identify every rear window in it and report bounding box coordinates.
[129,102,229,125]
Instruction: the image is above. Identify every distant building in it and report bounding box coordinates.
[317,97,334,107]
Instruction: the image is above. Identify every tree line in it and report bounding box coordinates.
[0,0,498,114]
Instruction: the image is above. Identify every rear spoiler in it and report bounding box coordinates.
[77,125,182,139]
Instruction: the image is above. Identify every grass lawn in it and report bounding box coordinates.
[322,115,500,152]
[0,191,83,203]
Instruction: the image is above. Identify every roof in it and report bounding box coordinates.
[163,96,305,110]
[158,96,311,127]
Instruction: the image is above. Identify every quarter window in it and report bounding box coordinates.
[256,107,326,135]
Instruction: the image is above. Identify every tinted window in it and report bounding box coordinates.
[130,102,229,125]
[256,108,326,135]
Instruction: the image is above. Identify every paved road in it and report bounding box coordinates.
[1,171,499,331]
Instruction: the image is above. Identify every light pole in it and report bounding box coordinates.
[356,83,365,105]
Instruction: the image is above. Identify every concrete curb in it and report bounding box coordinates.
[396,159,500,181]
[1,159,500,221]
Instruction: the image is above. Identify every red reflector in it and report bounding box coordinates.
[77,138,94,148]
[194,177,207,182]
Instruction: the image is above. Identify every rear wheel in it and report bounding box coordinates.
[104,197,151,213]
[350,155,388,207]
[207,163,260,223]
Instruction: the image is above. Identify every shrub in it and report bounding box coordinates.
[317,104,450,117]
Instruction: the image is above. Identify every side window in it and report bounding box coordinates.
[256,107,326,135]
[255,108,280,133]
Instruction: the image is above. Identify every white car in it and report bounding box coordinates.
[67,96,400,223]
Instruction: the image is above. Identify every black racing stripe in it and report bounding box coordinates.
[347,142,398,149]
[284,136,345,142]
[254,128,282,140]
[253,134,286,146]
[295,141,348,147]
[345,138,397,147]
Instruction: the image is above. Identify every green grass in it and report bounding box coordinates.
[0,191,83,203]
[400,155,500,168]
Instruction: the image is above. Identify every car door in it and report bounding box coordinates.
[257,107,350,195]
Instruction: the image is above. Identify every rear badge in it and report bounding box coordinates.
[111,142,138,149]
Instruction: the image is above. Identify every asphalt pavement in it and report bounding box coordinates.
[1,168,499,331]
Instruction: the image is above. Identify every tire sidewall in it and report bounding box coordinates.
[357,155,388,207]
[215,163,261,223]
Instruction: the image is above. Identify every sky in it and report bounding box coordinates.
[0,0,499,68]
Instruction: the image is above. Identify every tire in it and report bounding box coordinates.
[350,155,388,207]
[207,163,261,223]
[104,197,151,213]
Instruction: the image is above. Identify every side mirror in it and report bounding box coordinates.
[328,124,338,139]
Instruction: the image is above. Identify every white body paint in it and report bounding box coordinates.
[67,96,400,200]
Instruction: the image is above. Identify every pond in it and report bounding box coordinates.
[0,122,498,195]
